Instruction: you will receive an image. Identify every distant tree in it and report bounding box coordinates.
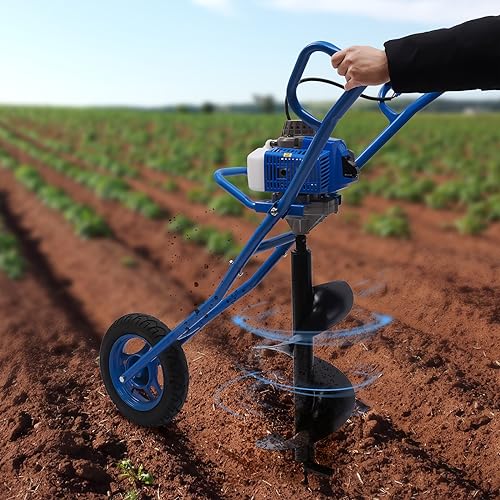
[201,102,216,113]
[253,94,276,114]
[176,104,191,113]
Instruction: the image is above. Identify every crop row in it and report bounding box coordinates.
[7,123,267,220]
[167,214,240,259]
[0,211,26,279]
[0,148,111,239]
[0,134,243,258]
[0,127,163,219]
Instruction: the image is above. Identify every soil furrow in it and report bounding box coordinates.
[0,191,102,348]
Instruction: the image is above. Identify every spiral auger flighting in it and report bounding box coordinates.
[253,234,355,480]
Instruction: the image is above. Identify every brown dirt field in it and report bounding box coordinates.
[0,129,498,499]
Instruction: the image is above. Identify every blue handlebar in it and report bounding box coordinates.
[286,41,366,130]
[286,40,443,170]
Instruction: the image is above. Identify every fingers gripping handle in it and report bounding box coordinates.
[286,41,366,131]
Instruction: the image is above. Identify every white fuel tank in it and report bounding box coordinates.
[246,139,273,192]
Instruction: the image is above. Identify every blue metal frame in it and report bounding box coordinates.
[118,41,443,384]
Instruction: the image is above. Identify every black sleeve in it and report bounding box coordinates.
[384,16,500,93]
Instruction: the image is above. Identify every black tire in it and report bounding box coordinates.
[99,313,189,427]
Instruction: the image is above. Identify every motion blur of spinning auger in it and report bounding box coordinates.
[99,41,442,478]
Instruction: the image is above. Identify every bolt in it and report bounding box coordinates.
[270,207,278,217]
[119,376,125,383]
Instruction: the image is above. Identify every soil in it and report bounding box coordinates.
[0,129,498,499]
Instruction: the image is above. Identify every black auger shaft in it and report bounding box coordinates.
[291,235,315,468]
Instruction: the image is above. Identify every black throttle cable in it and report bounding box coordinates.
[284,77,398,120]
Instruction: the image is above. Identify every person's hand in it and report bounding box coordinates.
[331,46,390,90]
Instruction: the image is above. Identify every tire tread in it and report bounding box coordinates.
[100,313,188,427]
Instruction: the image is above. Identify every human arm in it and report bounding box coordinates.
[332,16,500,93]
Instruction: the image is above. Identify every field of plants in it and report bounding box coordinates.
[0,105,498,499]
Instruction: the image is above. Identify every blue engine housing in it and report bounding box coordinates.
[263,137,357,195]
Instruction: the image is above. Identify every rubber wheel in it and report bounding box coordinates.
[99,313,189,427]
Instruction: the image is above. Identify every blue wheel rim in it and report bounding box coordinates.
[109,333,164,411]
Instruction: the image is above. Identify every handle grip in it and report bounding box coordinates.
[286,41,364,130]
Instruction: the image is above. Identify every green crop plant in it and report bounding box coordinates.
[487,194,500,221]
[15,165,45,192]
[88,175,129,200]
[162,179,179,192]
[209,194,244,216]
[206,229,238,257]
[0,153,16,170]
[387,175,435,203]
[121,191,163,219]
[38,185,74,211]
[454,212,488,236]
[167,214,194,234]
[452,200,491,235]
[0,221,26,279]
[343,181,368,206]
[364,206,411,239]
[121,255,138,268]
[187,187,212,204]
[424,181,462,209]
[63,204,111,238]
[369,173,394,197]
[117,458,154,500]
[182,224,212,244]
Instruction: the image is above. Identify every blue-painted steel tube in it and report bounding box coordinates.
[178,242,293,342]
[119,242,292,383]
[214,167,305,217]
[213,167,256,210]
[287,41,342,130]
[356,90,441,169]
[256,232,296,253]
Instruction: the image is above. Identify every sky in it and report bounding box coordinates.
[1,1,499,106]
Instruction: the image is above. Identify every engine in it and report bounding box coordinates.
[247,120,358,195]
